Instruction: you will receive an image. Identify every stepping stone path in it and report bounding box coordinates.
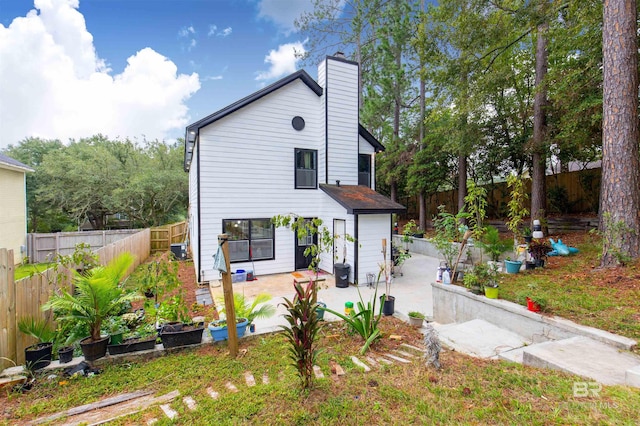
[244,371,256,387]
[30,346,428,424]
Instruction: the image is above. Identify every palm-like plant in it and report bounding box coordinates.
[218,293,276,325]
[43,253,142,342]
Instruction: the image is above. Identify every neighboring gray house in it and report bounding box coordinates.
[184,54,405,285]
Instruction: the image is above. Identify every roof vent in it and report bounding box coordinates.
[334,51,345,59]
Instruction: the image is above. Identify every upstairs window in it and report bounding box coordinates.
[358,154,371,187]
[222,219,274,262]
[295,148,317,189]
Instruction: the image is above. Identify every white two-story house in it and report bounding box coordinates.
[184,53,405,285]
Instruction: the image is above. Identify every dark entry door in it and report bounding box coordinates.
[295,219,317,270]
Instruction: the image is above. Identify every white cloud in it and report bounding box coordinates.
[257,0,315,35]
[0,0,200,148]
[208,24,232,38]
[178,25,195,37]
[255,41,306,82]
[188,38,197,50]
[203,75,223,81]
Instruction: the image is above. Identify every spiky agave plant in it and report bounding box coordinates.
[43,253,142,342]
[279,280,321,390]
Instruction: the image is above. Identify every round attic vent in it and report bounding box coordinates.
[292,116,305,131]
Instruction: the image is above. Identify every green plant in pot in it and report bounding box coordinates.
[42,253,142,362]
[17,316,56,370]
[102,316,128,345]
[476,226,512,264]
[407,311,425,327]
[401,219,418,250]
[216,292,276,333]
[528,241,553,268]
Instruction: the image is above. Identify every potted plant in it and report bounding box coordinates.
[408,311,425,327]
[43,253,142,362]
[504,257,522,274]
[528,241,553,268]
[475,226,512,266]
[208,317,250,342]
[102,316,127,345]
[17,316,55,371]
[108,323,158,355]
[526,295,547,313]
[401,220,418,251]
[462,264,485,295]
[217,293,276,333]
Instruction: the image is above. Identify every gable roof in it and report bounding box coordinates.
[183,69,386,171]
[0,153,34,173]
[184,70,322,170]
[320,184,405,214]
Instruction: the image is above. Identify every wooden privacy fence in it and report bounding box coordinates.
[27,229,141,264]
[150,221,187,253]
[0,229,151,370]
[401,168,601,220]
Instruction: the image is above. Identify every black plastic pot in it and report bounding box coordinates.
[160,323,204,348]
[108,336,157,355]
[25,342,53,370]
[58,346,74,364]
[525,261,536,270]
[534,259,545,268]
[380,295,395,316]
[80,336,110,361]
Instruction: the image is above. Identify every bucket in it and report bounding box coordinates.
[246,270,254,281]
[345,301,354,315]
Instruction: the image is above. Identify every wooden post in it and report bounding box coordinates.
[219,234,238,357]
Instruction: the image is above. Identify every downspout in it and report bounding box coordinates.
[325,58,329,184]
[196,133,202,283]
[354,214,359,285]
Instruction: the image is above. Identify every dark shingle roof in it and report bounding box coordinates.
[0,153,34,172]
[320,184,405,214]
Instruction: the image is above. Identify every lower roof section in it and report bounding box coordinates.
[320,184,406,215]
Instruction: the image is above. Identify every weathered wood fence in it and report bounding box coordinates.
[27,229,141,264]
[150,221,187,253]
[0,229,151,369]
[401,168,601,220]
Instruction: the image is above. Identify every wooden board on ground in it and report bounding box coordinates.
[30,390,179,426]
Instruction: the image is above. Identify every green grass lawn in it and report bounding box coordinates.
[2,319,639,425]
[14,263,55,280]
[496,232,640,343]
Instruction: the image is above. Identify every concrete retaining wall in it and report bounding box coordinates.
[392,235,510,264]
[432,282,636,351]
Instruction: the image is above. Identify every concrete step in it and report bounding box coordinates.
[434,319,530,359]
[522,336,640,387]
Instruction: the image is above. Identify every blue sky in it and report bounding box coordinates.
[0,0,323,149]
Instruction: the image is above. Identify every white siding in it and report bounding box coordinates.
[198,80,324,281]
[326,58,358,185]
[188,143,200,277]
[356,215,392,285]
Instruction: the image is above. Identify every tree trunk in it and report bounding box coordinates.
[531,22,548,231]
[600,0,640,266]
[458,154,467,215]
[418,193,427,230]
[390,181,398,203]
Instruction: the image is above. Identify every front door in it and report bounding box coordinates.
[295,218,317,270]
[333,219,346,265]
